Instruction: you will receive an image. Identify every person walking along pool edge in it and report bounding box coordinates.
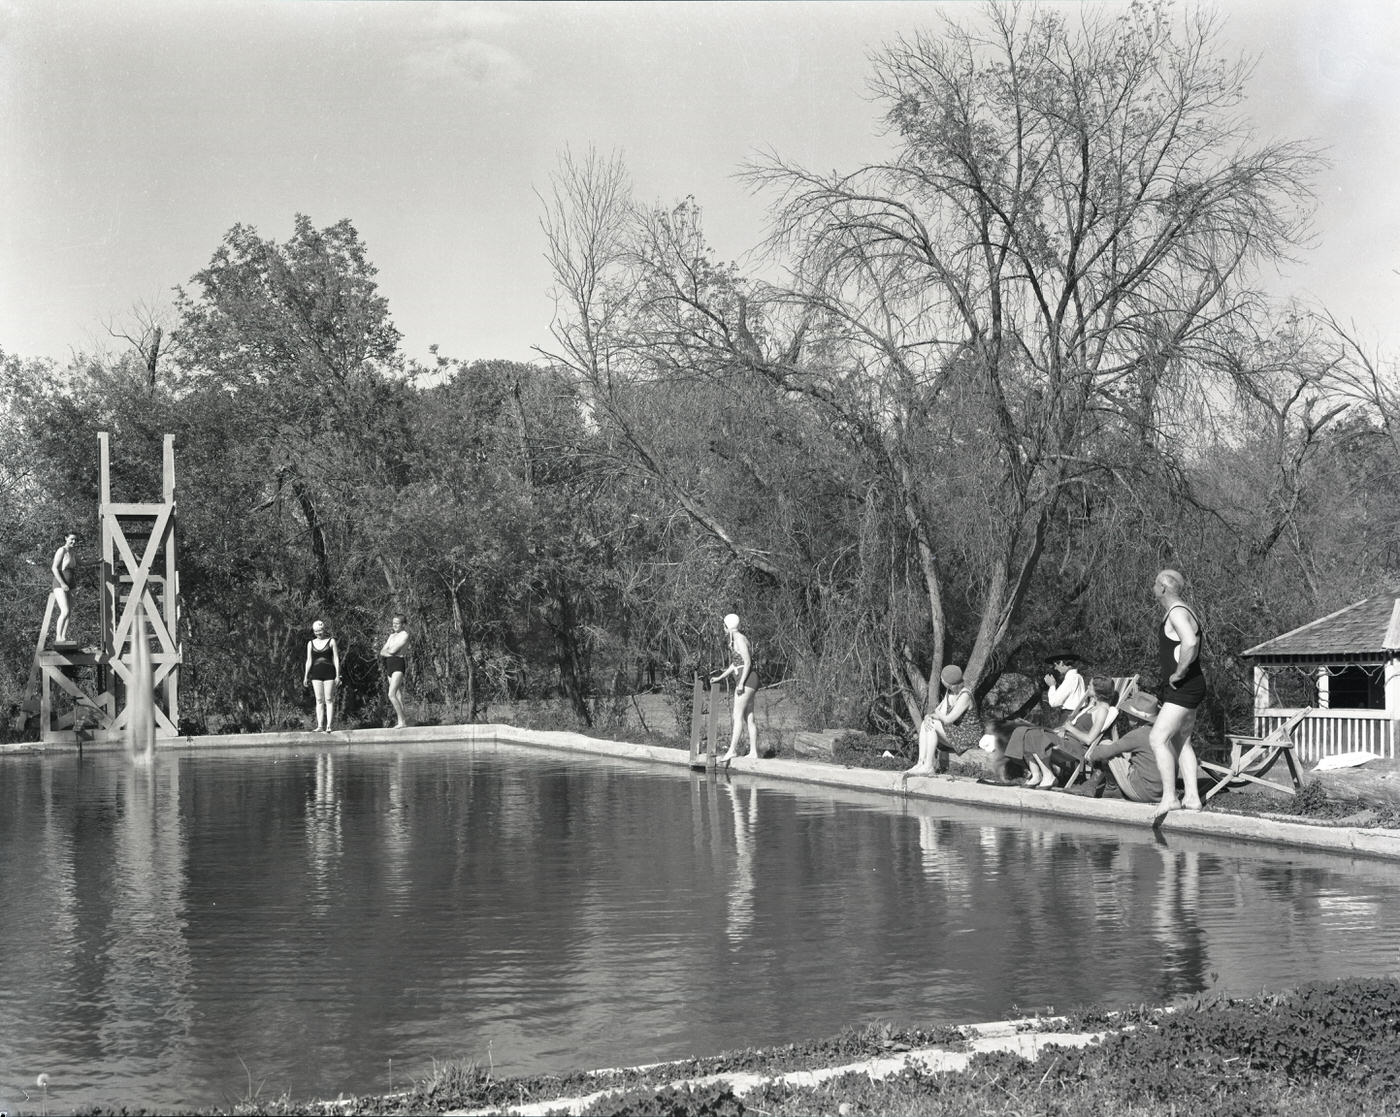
[1150,568,1206,817]
[712,613,760,764]
[379,613,410,728]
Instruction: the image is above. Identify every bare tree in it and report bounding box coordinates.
[103,298,182,390]
[542,5,1322,730]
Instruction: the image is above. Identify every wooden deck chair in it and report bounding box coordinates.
[1105,755,1153,803]
[1200,707,1312,804]
[1057,674,1141,787]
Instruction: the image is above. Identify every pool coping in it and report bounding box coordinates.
[9,721,1400,862]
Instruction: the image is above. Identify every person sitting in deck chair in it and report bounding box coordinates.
[982,678,1118,788]
[1083,691,1164,803]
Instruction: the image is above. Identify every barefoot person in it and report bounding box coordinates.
[712,613,760,763]
[303,620,341,732]
[379,613,410,728]
[1149,569,1206,814]
[905,664,980,778]
[50,532,78,645]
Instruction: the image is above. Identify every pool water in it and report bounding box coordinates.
[1,741,1397,1112]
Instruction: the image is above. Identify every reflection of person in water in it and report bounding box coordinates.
[916,813,970,900]
[1149,846,1210,999]
[725,782,757,944]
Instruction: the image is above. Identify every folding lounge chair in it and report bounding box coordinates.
[1056,674,1141,788]
[1104,755,1153,802]
[1200,707,1312,803]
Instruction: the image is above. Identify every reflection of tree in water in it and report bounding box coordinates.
[382,752,411,904]
[726,782,756,945]
[1083,843,1127,929]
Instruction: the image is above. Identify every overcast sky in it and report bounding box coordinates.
[2,0,1398,369]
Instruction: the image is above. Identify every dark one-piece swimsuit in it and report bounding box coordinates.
[308,639,337,681]
[1160,604,1207,709]
[732,639,759,689]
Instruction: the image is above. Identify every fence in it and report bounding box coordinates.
[1255,707,1395,762]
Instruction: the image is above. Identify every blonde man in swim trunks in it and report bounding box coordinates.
[379,613,410,728]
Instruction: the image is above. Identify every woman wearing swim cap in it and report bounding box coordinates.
[712,613,761,765]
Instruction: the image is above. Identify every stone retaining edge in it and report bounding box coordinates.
[10,721,1400,862]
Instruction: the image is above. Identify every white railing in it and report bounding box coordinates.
[1254,708,1395,762]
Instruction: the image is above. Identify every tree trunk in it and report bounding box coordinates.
[552,581,592,727]
[292,478,332,605]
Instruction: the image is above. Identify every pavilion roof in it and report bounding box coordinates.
[1243,593,1400,660]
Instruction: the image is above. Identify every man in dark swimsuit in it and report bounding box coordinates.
[1149,569,1205,814]
[379,613,410,728]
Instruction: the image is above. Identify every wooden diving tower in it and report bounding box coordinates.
[20,432,182,744]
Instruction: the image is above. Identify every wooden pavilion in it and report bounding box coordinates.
[1242,592,1400,762]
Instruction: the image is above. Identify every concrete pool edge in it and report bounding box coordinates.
[9,721,1400,862]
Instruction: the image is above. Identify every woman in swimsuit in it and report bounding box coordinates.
[379,613,410,728]
[303,619,341,732]
[905,664,980,778]
[51,533,78,644]
[712,613,761,763]
[1149,569,1206,814]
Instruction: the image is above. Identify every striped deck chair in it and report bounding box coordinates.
[1201,707,1312,803]
[1057,674,1141,788]
[1104,755,1153,802]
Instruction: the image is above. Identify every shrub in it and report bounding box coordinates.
[832,732,909,769]
[581,1082,746,1116]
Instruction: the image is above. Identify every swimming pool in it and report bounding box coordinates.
[2,741,1397,1111]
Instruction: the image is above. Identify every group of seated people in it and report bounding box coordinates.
[905,654,1164,802]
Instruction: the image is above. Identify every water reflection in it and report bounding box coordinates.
[2,745,1400,1113]
[306,751,342,916]
[725,782,756,944]
[1151,848,1209,997]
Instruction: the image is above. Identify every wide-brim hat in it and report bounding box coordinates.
[1044,649,1084,664]
[1120,691,1160,723]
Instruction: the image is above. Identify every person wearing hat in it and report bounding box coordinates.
[989,676,1118,788]
[1044,650,1087,727]
[1083,690,1165,803]
[905,663,982,777]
